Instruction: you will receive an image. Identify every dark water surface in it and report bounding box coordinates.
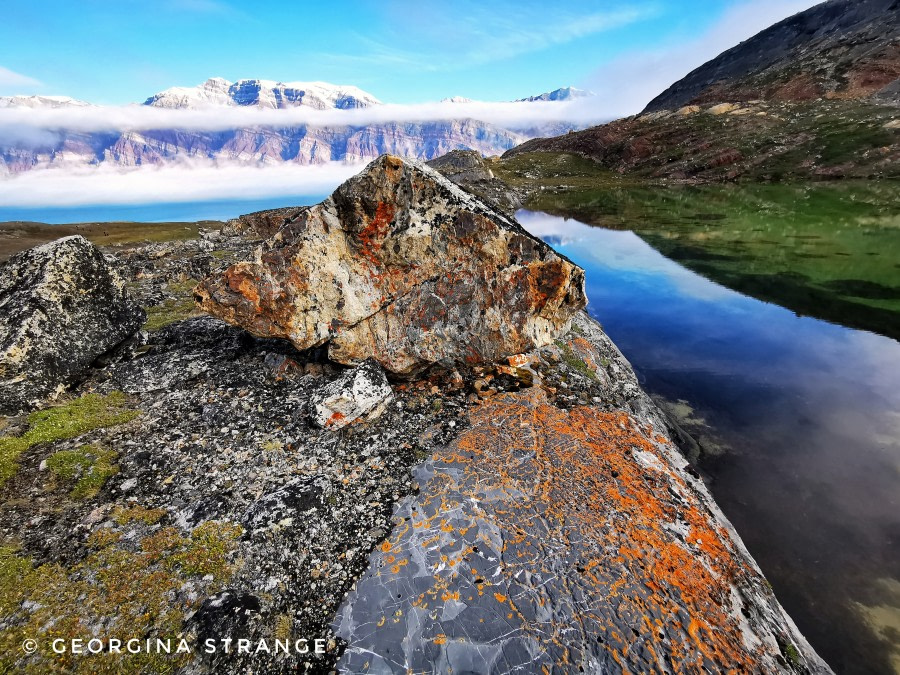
[519,210,900,674]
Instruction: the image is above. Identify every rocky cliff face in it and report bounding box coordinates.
[0,81,600,174]
[196,155,586,375]
[644,0,900,112]
[95,119,525,169]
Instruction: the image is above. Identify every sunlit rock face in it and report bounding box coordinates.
[0,236,144,413]
[195,154,586,375]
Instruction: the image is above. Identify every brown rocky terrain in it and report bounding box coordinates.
[644,0,900,112]
[501,0,900,184]
[503,100,900,182]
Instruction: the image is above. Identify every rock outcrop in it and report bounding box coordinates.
[308,358,393,429]
[195,154,586,375]
[0,235,144,413]
[0,219,832,673]
[426,150,523,214]
[334,313,831,673]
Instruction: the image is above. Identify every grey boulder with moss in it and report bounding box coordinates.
[0,235,145,414]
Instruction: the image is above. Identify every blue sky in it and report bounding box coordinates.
[1,0,820,105]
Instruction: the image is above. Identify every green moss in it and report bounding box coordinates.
[112,505,166,526]
[0,517,242,673]
[143,281,203,332]
[555,340,599,381]
[47,445,119,500]
[172,521,244,581]
[0,392,139,488]
[782,641,802,667]
[259,438,284,453]
[273,613,293,642]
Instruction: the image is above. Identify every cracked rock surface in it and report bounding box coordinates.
[195,154,586,375]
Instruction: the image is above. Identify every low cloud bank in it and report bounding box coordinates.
[0,98,606,146]
[0,161,365,207]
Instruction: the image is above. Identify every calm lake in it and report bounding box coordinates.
[3,182,898,672]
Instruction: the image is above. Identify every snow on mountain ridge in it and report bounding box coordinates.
[0,95,92,109]
[516,87,594,102]
[143,77,382,110]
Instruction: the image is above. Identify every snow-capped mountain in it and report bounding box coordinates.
[516,86,593,102]
[144,77,381,110]
[0,95,91,108]
[0,80,596,174]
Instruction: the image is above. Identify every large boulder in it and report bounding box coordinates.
[0,235,145,413]
[195,155,586,375]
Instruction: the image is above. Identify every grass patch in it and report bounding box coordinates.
[46,444,119,500]
[0,392,139,488]
[143,280,202,331]
[0,518,242,673]
[0,221,224,264]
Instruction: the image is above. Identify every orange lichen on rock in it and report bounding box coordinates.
[334,367,820,672]
[195,155,586,375]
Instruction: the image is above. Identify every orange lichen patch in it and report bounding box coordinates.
[325,411,346,428]
[433,634,448,645]
[357,202,395,266]
[390,386,770,671]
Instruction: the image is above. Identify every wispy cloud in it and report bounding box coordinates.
[0,66,43,93]
[323,2,658,71]
[582,0,823,116]
[0,160,364,207]
[0,98,606,147]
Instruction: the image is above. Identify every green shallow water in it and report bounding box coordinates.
[529,181,900,341]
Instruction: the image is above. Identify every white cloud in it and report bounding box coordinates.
[0,97,607,146]
[0,161,364,207]
[0,66,43,93]
[582,0,823,117]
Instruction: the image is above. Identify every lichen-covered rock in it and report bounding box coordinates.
[195,154,586,375]
[0,235,145,413]
[333,313,832,674]
[308,358,393,429]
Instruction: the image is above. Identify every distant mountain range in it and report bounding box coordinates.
[0,80,595,174]
[142,77,382,110]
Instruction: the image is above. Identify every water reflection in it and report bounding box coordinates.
[519,210,900,675]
